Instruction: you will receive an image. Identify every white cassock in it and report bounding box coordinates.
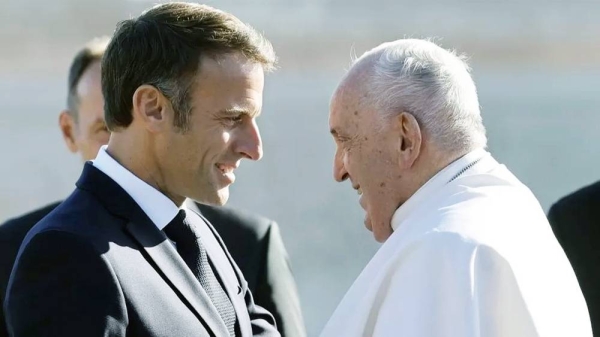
[320,149,592,337]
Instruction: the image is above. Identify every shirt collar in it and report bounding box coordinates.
[92,145,180,230]
[390,148,490,231]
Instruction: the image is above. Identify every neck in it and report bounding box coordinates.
[405,145,470,199]
[106,133,185,207]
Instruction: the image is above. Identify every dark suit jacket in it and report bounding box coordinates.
[548,180,600,336]
[2,163,279,337]
[0,184,305,337]
[193,204,306,337]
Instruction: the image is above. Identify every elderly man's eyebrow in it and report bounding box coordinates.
[330,128,350,140]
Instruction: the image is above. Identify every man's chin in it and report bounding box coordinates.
[204,187,229,206]
[372,227,393,243]
[364,214,372,232]
[189,186,229,206]
[367,216,393,243]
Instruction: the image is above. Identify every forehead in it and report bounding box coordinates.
[76,61,102,98]
[191,53,265,113]
[76,61,105,123]
[197,53,264,87]
[329,78,369,136]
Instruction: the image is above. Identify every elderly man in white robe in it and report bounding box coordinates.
[321,39,592,337]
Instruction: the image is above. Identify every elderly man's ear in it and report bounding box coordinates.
[395,112,421,169]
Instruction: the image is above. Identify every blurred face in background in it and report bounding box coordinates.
[59,61,110,161]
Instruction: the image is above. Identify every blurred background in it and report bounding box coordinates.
[1,0,599,335]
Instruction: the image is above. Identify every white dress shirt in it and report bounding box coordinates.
[92,145,180,230]
[320,149,592,337]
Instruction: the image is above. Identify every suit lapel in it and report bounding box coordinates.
[76,163,230,336]
[125,220,230,337]
[187,203,252,337]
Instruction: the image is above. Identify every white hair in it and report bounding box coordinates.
[353,39,487,154]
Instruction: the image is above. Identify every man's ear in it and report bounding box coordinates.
[395,112,422,169]
[132,85,170,133]
[59,110,79,153]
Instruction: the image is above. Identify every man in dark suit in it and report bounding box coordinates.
[548,181,600,336]
[3,3,297,336]
[0,32,305,337]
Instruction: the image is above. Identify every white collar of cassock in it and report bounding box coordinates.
[390,148,495,232]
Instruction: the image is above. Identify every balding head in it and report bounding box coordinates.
[329,38,487,242]
[350,39,486,155]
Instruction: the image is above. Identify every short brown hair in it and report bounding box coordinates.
[67,36,110,122]
[102,2,277,131]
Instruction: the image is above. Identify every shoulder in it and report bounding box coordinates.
[0,201,62,237]
[548,180,600,221]
[379,232,494,298]
[390,230,480,267]
[388,231,516,285]
[18,191,124,252]
[0,201,62,296]
[0,201,62,255]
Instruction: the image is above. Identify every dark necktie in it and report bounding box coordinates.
[164,209,237,336]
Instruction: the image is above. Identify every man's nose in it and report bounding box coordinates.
[236,119,263,161]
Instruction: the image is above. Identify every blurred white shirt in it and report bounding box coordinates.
[320,149,591,337]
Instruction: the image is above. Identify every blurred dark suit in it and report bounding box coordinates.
[548,180,600,336]
[0,202,60,337]
[192,203,306,337]
[0,194,305,337]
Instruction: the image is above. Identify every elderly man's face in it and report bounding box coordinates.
[329,82,403,242]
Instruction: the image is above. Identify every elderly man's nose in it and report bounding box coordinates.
[333,154,349,182]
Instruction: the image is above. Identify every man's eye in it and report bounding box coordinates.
[224,116,243,125]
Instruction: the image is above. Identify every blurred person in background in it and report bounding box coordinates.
[2,3,298,336]
[0,35,306,337]
[320,38,592,337]
[0,36,110,337]
[548,182,600,335]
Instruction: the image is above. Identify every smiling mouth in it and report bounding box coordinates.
[217,164,236,174]
[215,164,238,185]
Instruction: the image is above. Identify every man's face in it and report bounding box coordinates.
[329,82,403,242]
[60,61,109,161]
[156,53,264,206]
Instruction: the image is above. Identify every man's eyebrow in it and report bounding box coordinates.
[219,107,261,118]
